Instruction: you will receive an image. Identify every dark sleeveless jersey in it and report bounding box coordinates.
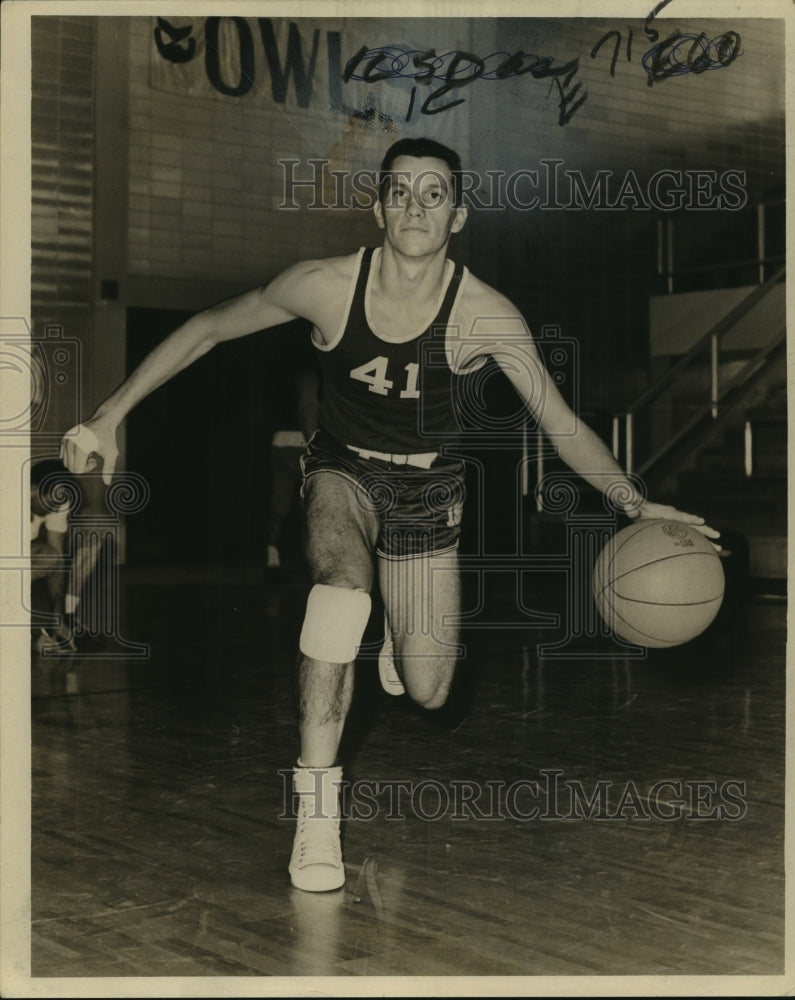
[314,246,475,453]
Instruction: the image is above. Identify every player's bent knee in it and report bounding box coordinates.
[299,584,372,664]
[405,669,453,711]
[416,688,450,711]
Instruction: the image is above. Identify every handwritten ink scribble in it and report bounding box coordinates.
[642,0,677,43]
[344,45,586,122]
[642,31,742,86]
[344,47,563,84]
[590,29,627,77]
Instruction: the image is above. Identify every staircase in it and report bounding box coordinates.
[612,266,787,587]
[666,357,787,583]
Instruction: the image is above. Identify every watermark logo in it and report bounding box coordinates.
[280,769,748,823]
[278,160,748,213]
[0,320,83,443]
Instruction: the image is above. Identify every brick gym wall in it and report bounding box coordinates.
[30,16,95,438]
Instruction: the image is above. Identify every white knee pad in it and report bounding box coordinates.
[299,584,372,664]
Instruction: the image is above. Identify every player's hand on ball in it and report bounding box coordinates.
[60,419,118,485]
[631,501,721,551]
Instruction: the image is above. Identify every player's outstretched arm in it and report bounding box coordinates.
[459,284,720,545]
[532,408,719,543]
[60,261,323,483]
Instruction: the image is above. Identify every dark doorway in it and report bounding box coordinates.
[125,307,271,565]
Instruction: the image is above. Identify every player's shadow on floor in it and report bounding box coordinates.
[343,590,482,757]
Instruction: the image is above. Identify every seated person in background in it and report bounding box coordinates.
[265,324,320,581]
[30,458,103,653]
[30,458,76,654]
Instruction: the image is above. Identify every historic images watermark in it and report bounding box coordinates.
[279,768,748,823]
[278,160,749,212]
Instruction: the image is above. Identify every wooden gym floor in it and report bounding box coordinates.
[26,560,787,989]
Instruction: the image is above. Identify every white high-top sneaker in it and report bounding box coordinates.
[289,763,345,892]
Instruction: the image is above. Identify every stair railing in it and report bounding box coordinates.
[612,265,785,477]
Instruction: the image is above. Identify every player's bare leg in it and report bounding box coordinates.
[297,657,354,768]
[289,471,378,892]
[378,549,461,710]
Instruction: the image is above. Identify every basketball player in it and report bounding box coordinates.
[60,138,719,892]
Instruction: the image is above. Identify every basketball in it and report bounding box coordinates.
[593,519,725,648]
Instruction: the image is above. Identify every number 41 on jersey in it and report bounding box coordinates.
[350,357,420,398]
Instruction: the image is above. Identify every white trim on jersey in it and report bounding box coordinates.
[311,246,366,354]
[445,268,489,376]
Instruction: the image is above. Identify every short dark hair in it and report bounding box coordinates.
[378,137,463,206]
